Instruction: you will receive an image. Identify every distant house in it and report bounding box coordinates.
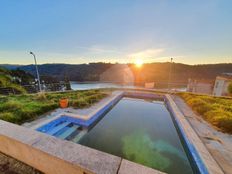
[187,79,213,95]
[144,82,155,89]
[213,74,232,96]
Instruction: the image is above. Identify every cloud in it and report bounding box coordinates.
[76,45,121,54]
[128,49,164,59]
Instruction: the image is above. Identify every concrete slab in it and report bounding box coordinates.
[0,120,42,145]
[118,159,166,174]
[32,135,121,174]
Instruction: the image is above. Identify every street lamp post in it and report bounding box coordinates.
[168,58,173,92]
[30,52,42,92]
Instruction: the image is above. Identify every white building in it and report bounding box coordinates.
[187,79,213,95]
[213,75,232,96]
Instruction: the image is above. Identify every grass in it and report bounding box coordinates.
[178,92,232,134]
[0,89,108,124]
[0,71,27,94]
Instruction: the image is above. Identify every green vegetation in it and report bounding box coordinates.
[0,90,107,124]
[0,67,27,94]
[228,82,232,95]
[178,93,232,134]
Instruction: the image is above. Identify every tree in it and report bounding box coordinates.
[11,68,34,85]
[64,75,72,90]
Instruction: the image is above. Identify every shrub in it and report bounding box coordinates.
[34,92,47,101]
[178,92,232,134]
[0,112,19,123]
[1,100,23,111]
[187,98,211,115]
[8,83,27,94]
[228,82,232,95]
[205,110,232,133]
[17,108,37,122]
[71,98,89,108]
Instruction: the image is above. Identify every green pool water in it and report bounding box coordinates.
[79,97,194,174]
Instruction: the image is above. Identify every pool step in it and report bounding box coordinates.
[47,121,71,135]
[58,124,80,139]
[71,130,87,143]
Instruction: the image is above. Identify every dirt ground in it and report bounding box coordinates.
[0,153,42,174]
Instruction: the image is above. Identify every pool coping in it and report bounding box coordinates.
[165,95,223,174]
[0,90,224,174]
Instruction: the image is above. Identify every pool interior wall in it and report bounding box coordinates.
[36,92,208,174]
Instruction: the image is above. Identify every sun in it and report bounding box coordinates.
[135,58,143,68]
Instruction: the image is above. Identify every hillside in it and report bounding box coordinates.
[1,63,232,84]
[0,67,28,94]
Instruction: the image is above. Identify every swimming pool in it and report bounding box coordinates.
[37,95,195,173]
[79,97,193,174]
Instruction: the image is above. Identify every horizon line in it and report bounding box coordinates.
[1,61,232,66]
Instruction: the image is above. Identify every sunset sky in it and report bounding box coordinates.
[0,0,232,65]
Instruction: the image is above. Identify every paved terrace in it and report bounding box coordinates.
[0,90,226,174]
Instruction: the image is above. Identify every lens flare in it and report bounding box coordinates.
[135,59,143,68]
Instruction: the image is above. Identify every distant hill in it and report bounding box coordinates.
[0,64,23,70]
[1,63,232,84]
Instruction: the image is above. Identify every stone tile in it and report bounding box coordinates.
[0,120,43,145]
[118,159,166,174]
[32,135,121,174]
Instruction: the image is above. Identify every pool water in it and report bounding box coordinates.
[79,98,193,174]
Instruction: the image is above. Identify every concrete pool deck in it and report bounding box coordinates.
[172,95,232,174]
[0,90,226,174]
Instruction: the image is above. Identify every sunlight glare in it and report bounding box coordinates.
[135,58,143,68]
